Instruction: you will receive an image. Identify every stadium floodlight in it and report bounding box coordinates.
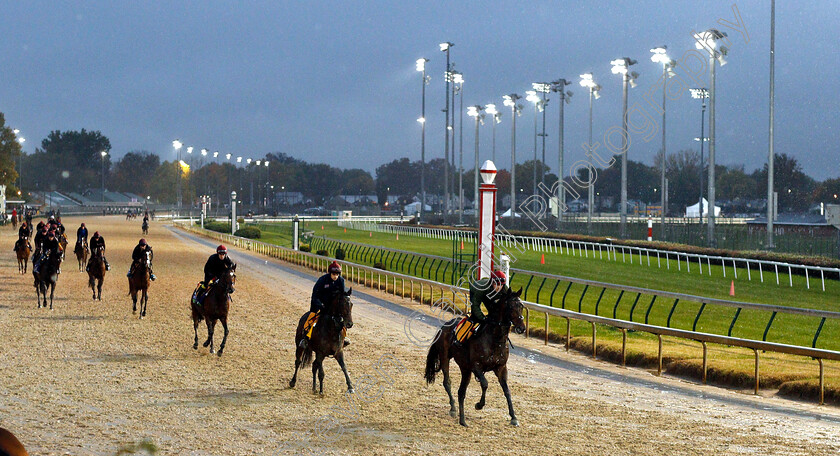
[416,57,430,221]
[651,45,678,238]
[611,57,639,238]
[502,93,522,217]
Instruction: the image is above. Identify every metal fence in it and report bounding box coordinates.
[338,220,840,291]
[175,221,840,403]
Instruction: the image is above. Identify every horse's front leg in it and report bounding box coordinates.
[216,316,229,357]
[334,351,353,393]
[441,356,456,417]
[495,365,518,426]
[140,289,148,317]
[49,282,55,310]
[97,278,103,301]
[474,370,489,411]
[457,365,472,427]
[193,316,200,350]
[204,318,215,353]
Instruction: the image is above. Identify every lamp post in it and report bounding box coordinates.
[484,104,501,163]
[690,88,710,226]
[533,83,551,193]
[611,58,639,239]
[264,160,269,209]
[503,94,522,217]
[579,73,601,234]
[551,79,573,221]
[230,191,237,234]
[440,42,453,217]
[453,71,465,223]
[416,58,429,222]
[13,130,24,192]
[767,0,776,249]
[467,105,485,225]
[247,158,253,206]
[100,151,108,203]
[173,140,183,212]
[651,46,676,239]
[525,90,540,210]
[694,29,729,247]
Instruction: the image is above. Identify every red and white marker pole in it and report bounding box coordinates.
[647,217,653,241]
[477,160,498,280]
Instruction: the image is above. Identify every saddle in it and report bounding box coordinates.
[192,278,219,306]
[454,317,480,344]
[302,311,346,340]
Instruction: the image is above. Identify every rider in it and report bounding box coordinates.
[455,270,509,346]
[35,229,61,274]
[55,216,65,236]
[76,223,88,247]
[87,231,111,271]
[32,225,48,260]
[18,220,29,240]
[300,261,350,349]
[194,245,234,304]
[127,238,155,281]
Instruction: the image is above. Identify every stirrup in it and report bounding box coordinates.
[343,339,351,347]
[150,274,156,281]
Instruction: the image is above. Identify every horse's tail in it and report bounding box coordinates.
[424,332,442,384]
[300,346,313,369]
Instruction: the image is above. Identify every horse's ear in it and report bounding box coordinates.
[232,263,237,271]
[514,287,523,298]
[346,288,352,296]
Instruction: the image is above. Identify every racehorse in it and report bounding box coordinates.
[11,214,17,230]
[0,427,29,456]
[15,237,31,274]
[424,287,526,427]
[191,263,236,356]
[33,252,61,310]
[57,233,68,260]
[289,289,354,395]
[74,241,89,271]
[142,219,149,235]
[87,246,106,301]
[128,249,152,318]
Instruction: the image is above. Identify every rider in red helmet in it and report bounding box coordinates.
[87,231,110,271]
[127,238,155,281]
[300,260,350,349]
[454,270,510,347]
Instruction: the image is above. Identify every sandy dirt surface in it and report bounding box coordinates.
[1,216,840,456]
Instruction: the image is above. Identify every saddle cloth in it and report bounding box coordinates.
[454,318,479,343]
[191,278,218,306]
[302,311,346,340]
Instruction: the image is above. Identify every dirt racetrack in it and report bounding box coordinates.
[1,216,840,455]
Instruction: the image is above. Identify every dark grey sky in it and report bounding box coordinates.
[2,1,838,181]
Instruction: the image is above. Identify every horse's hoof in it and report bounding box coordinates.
[209,348,215,354]
[449,410,457,418]
[347,387,354,394]
[193,344,198,350]
[510,418,519,427]
[475,402,484,410]
[217,350,223,357]
[289,380,296,388]
[459,420,468,427]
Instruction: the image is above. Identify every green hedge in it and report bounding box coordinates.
[234,226,261,239]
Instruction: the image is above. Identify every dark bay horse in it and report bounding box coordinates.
[289,289,354,395]
[191,263,236,356]
[0,427,29,456]
[87,246,106,301]
[425,287,526,427]
[142,220,149,235]
[128,249,152,318]
[75,241,89,271]
[15,237,31,274]
[33,252,61,310]
[57,233,67,260]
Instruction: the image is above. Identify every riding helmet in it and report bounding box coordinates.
[139,238,147,245]
[491,269,506,285]
[81,223,85,227]
[328,261,341,274]
[217,245,227,253]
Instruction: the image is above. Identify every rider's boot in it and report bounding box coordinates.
[104,258,111,271]
[343,338,351,347]
[150,269,156,281]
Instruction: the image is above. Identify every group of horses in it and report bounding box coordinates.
[286,282,526,427]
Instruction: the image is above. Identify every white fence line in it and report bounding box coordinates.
[336,220,840,292]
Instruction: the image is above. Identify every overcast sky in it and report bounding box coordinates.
[2,1,838,181]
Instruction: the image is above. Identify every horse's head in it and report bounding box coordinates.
[220,263,236,293]
[327,288,353,330]
[501,287,526,335]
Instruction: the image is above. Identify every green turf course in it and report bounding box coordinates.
[249,221,840,351]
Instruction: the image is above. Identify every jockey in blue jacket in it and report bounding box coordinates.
[300,261,350,349]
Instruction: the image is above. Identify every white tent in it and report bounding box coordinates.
[404,201,432,213]
[500,208,522,218]
[685,198,720,217]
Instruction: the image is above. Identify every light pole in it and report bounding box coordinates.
[690,88,709,226]
[13,130,24,192]
[484,104,501,163]
[467,105,485,225]
[503,94,522,217]
[440,42,453,217]
[247,158,253,206]
[533,83,551,193]
[100,151,108,203]
[694,29,729,247]
[611,58,639,239]
[416,58,429,222]
[173,140,183,212]
[579,73,601,234]
[767,0,776,249]
[551,79,573,221]
[526,90,539,208]
[264,160,269,209]
[651,46,676,239]
[453,71,465,223]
